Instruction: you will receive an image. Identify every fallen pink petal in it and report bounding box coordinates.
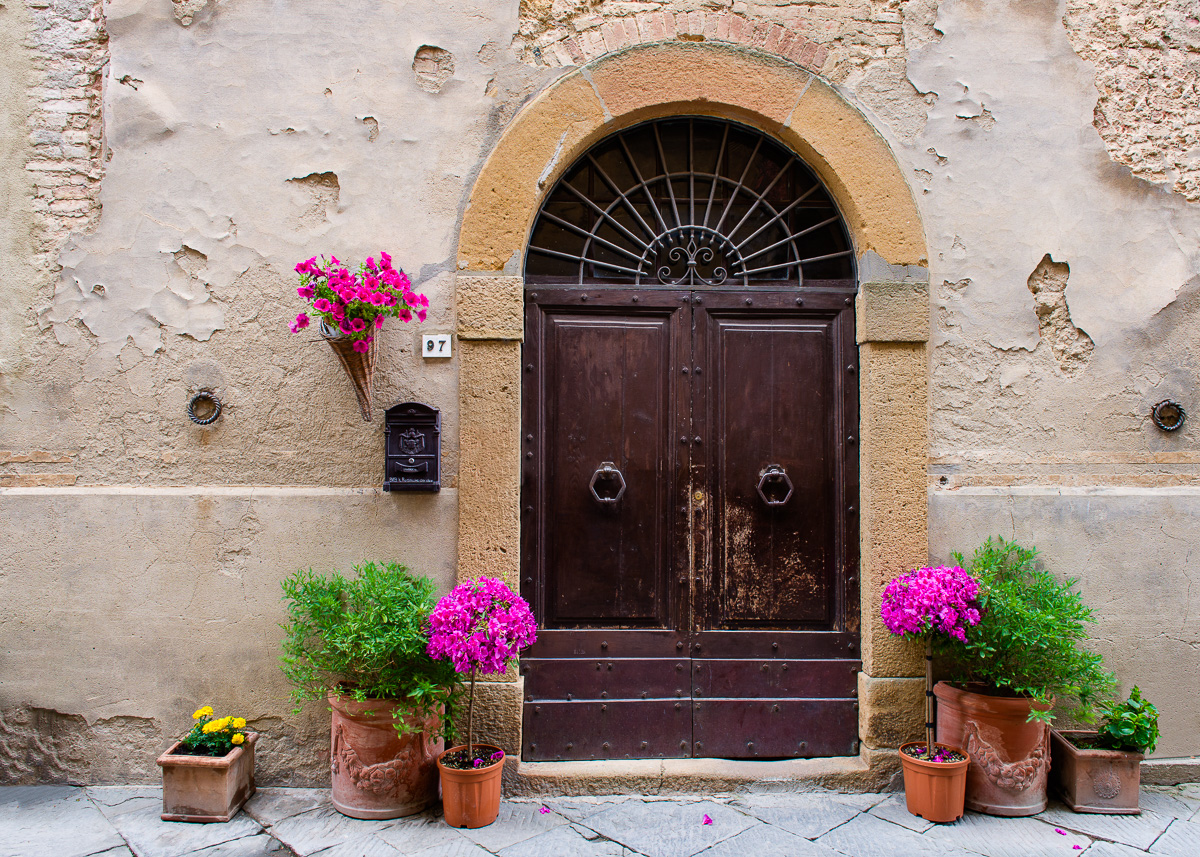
[702,814,713,825]
[1073,847,1082,851]
[539,806,550,815]
[1055,829,1066,835]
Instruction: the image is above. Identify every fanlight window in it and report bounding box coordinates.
[525,117,854,287]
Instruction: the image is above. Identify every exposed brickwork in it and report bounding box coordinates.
[24,0,108,277]
[1064,0,1200,202]
[515,2,904,77]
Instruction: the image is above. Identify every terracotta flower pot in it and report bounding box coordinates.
[898,742,970,823]
[328,693,444,820]
[437,744,504,828]
[934,681,1052,817]
[1050,729,1144,814]
[157,732,257,822]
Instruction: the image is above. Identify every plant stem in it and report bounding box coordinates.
[467,666,476,760]
[925,636,935,754]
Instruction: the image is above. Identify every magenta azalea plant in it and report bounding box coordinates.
[882,565,981,760]
[427,577,537,764]
[290,252,429,352]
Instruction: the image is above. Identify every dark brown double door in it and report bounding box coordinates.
[520,286,860,761]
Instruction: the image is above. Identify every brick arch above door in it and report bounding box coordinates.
[454,40,933,782]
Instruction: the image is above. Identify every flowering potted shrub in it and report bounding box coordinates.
[881,565,980,823]
[1051,686,1159,813]
[289,252,429,420]
[279,561,458,819]
[157,706,256,822]
[935,538,1114,816]
[427,577,537,828]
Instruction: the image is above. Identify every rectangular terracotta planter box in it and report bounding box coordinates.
[1050,729,1142,814]
[157,732,257,822]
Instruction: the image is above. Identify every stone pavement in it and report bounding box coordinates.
[3,784,1200,857]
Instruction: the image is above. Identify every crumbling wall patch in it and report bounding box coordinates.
[1027,254,1094,376]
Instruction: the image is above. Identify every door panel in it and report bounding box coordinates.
[707,312,835,627]
[540,307,678,627]
[692,699,860,758]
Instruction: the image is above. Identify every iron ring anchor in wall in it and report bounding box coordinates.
[589,462,627,505]
[187,390,222,426]
[1152,399,1186,432]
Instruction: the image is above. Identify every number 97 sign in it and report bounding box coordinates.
[422,334,452,359]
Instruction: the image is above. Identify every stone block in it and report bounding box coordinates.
[453,679,524,756]
[456,275,523,341]
[858,674,924,750]
[856,281,930,343]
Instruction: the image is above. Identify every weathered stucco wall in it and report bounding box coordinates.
[2,0,1200,785]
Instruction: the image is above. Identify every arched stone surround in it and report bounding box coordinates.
[455,40,931,790]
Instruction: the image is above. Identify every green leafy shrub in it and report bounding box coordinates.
[1096,686,1159,753]
[279,561,458,735]
[938,537,1113,723]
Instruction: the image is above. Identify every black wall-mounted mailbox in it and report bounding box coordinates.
[383,402,440,492]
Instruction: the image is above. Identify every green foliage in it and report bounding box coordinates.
[279,561,459,737]
[1096,686,1159,753]
[938,537,1114,723]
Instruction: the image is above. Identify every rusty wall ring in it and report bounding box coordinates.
[188,390,222,426]
[1152,400,1186,432]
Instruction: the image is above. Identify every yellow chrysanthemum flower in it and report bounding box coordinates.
[231,733,245,745]
[232,717,246,729]
[192,705,213,720]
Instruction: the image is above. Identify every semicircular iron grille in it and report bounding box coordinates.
[525,117,854,287]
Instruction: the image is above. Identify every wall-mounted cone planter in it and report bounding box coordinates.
[321,322,376,421]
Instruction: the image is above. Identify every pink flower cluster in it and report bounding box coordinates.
[881,565,981,642]
[426,577,537,676]
[290,251,429,351]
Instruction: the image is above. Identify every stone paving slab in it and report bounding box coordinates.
[105,801,264,857]
[580,799,755,857]
[1149,817,1200,856]
[1040,804,1174,850]
[6,784,1200,857]
[731,792,864,839]
[0,787,126,857]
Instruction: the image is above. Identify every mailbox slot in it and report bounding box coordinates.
[383,402,440,492]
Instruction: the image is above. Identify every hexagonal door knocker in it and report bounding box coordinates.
[589,461,627,505]
[756,464,793,507]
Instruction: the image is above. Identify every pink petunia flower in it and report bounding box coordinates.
[313,298,331,312]
[374,315,385,329]
[290,312,310,333]
[297,285,314,299]
[352,339,370,353]
[350,317,367,332]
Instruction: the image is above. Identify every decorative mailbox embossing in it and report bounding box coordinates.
[383,402,440,492]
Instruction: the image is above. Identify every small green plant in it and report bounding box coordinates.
[279,561,459,736]
[1095,686,1159,753]
[178,706,250,757]
[938,537,1114,723]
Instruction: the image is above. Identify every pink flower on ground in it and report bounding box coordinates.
[352,339,370,353]
[350,317,367,332]
[1055,829,1066,835]
[538,806,550,815]
[1073,847,1082,851]
[290,313,309,333]
[702,815,713,825]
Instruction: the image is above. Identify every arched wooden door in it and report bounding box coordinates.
[520,117,860,761]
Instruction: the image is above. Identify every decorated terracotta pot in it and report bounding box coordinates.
[328,693,443,819]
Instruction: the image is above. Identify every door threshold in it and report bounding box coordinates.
[507,748,899,797]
